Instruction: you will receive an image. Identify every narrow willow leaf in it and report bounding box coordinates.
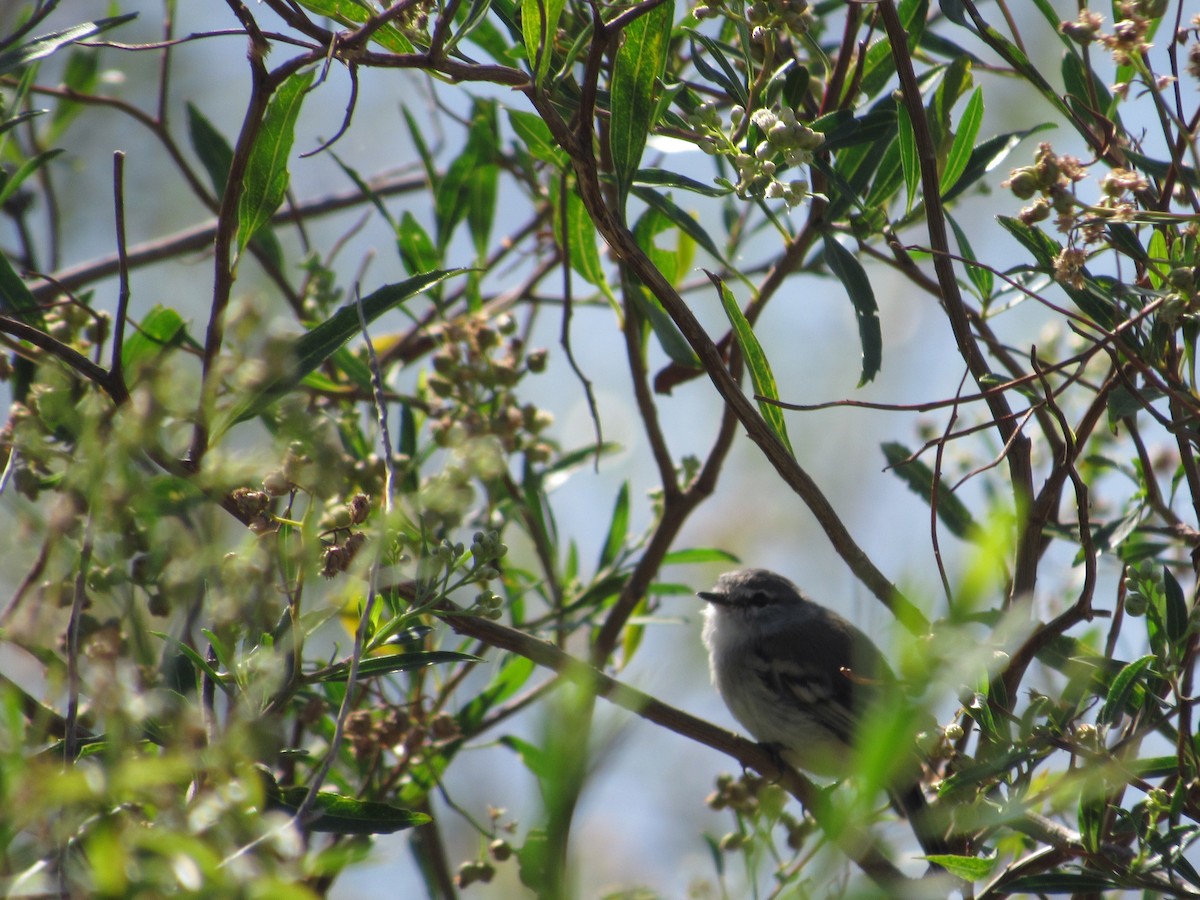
[707,270,792,454]
[609,0,673,207]
[940,86,982,194]
[1097,654,1155,725]
[0,109,44,140]
[521,0,566,84]
[688,33,748,109]
[863,136,903,209]
[434,141,475,245]
[931,55,972,145]
[946,213,993,301]
[190,103,284,267]
[822,234,881,386]
[660,548,740,565]
[553,180,614,301]
[881,442,977,539]
[635,167,730,198]
[0,148,63,206]
[446,0,503,59]
[0,14,136,77]
[923,855,996,881]
[312,650,481,682]
[0,248,43,325]
[214,269,465,435]
[895,101,918,213]
[397,212,440,275]
[599,482,630,569]
[121,305,186,372]
[1146,229,1168,289]
[467,162,498,260]
[1163,566,1187,644]
[186,102,233,195]
[508,109,564,165]
[631,185,724,263]
[996,215,1059,270]
[1004,874,1123,892]
[237,69,315,253]
[269,785,431,834]
[152,632,233,694]
[293,0,414,52]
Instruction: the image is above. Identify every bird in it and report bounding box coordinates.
[699,567,947,856]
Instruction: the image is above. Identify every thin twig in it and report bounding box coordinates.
[110,152,131,389]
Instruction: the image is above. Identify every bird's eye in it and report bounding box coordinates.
[746,591,772,607]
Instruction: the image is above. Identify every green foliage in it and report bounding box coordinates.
[4,0,1200,897]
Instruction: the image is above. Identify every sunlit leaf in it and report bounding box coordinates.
[0,14,136,77]
[237,69,315,253]
[708,270,792,454]
[940,86,982,194]
[610,0,673,207]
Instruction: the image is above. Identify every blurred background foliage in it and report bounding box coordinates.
[2,0,1200,897]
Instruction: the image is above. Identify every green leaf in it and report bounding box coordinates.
[598,482,630,570]
[310,650,481,683]
[944,123,1055,203]
[895,102,918,214]
[457,654,536,732]
[924,854,996,881]
[0,14,137,77]
[822,234,881,386]
[553,180,614,300]
[0,109,44,140]
[609,0,673,208]
[187,102,234,196]
[631,185,724,263]
[521,0,567,84]
[940,86,982,195]
[397,212,440,276]
[863,135,903,210]
[947,213,993,301]
[237,68,315,253]
[121,305,187,373]
[151,632,233,695]
[292,0,415,52]
[214,269,465,435]
[635,167,730,198]
[508,109,564,165]
[0,249,42,326]
[707,270,792,454]
[629,202,703,361]
[1097,654,1155,725]
[46,50,98,139]
[996,215,1059,270]
[269,786,431,834]
[402,105,439,192]
[881,442,977,539]
[1003,873,1122,893]
[688,33,748,109]
[0,148,63,207]
[435,144,481,250]
[191,102,284,268]
[660,548,740,565]
[1163,565,1188,645]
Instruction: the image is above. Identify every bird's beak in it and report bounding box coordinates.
[697,590,729,606]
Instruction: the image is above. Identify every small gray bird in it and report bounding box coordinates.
[700,568,946,855]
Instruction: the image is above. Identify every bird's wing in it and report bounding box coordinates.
[753,608,890,745]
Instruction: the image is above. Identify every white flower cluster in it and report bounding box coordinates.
[689,102,823,205]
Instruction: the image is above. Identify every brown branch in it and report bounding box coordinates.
[878,0,1035,605]
[524,91,930,633]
